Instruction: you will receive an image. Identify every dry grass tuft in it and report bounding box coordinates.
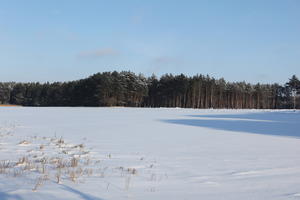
[127,168,137,175]
[19,140,30,145]
[57,137,64,144]
[32,175,49,192]
[0,130,156,193]
[0,160,11,174]
[70,157,79,168]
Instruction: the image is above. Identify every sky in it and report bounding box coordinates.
[0,0,299,84]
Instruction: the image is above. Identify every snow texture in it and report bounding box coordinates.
[0,107,300,200]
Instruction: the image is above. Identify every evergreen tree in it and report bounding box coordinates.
[0,71,298,109]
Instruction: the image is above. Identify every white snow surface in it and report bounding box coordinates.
[0,107,300,200]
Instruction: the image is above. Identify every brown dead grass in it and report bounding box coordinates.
[0,105,22,107]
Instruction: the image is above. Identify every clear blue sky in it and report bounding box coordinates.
[0,0,299,84]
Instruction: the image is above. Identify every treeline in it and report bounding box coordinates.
[0,71,299,109]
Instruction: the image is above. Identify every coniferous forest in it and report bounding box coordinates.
[0,71,299,109]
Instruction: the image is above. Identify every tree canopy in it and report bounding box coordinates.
[0,72,299,109]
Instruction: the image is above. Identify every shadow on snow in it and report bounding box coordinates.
[0,192,23,200]
[162,111,300,138]
[60,184,104,200]
[0,184,104,200]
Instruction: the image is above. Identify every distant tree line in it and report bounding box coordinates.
[0,71,299,109]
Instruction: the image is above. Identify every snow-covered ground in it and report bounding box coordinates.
[0,107,300,200]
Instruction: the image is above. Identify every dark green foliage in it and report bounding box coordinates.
[0,72,299,109]
[0,82,14,104]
